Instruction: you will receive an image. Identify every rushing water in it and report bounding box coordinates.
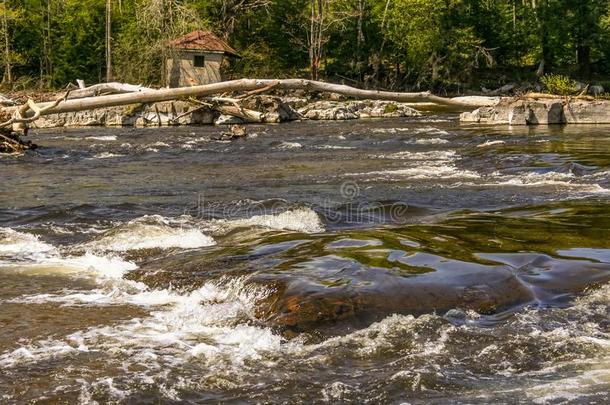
[1,116,610,403]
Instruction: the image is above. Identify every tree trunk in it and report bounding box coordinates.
[577,44,591,77]
[105,0,113,83]
[2,0,11,85]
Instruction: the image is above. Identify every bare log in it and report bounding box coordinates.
[1,90,71,131]
[60,82,154,100]
[4,79,496,122]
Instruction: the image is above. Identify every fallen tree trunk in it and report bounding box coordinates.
[60,82,154,100]
[4,79,495,122]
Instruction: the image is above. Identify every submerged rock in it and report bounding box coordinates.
[249,255,535,334]
[213,124,248,141]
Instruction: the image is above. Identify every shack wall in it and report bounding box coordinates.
[166,51,224,87]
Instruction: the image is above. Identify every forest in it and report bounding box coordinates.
[1,0,610,92]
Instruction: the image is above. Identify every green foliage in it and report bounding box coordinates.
[540,74,578,95]
[384,103,398,114]
[2,0,610,90]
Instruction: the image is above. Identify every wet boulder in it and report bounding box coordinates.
[248,253,535,334]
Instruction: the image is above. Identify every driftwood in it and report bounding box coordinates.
[0,128,36,154]
[1,90,71,132]
[0,79,502,153]
[3,79,495,121]
[0,79,504,140]
[60,82,154,100]
[0,94,16,106]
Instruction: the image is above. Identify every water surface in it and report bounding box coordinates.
[1,117,609,403]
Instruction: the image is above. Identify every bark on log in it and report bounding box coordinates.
[5,79,494,121]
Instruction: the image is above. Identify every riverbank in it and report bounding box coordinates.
[31,94,610,129]
[5,83,610,131]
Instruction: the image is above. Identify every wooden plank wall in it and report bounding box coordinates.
[166,51,224,87]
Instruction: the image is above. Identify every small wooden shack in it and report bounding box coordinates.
[166,30,239,88]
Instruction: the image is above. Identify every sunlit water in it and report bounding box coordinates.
[1,117,609,403]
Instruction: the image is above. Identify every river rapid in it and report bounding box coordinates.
[1,116,610,403]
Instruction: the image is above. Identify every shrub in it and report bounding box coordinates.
[540,74,578,96]
[384,103,399,114]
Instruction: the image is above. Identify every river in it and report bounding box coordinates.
[1,116,609,403]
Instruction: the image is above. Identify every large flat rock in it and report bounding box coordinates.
[461,97,610,125]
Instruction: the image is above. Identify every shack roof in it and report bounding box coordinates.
[169,30,239,57]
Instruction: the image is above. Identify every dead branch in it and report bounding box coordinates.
[236,82,279,99]
[1,90,71,130]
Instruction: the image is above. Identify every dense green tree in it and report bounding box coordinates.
[2,0,610,91]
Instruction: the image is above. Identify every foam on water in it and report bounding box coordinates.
[313,145,356,150]
[371,128,411,134]
[0,278,285,379]
[356,165,481,180]
[477,140,506,148]
[84,215,216,252]
[209,207,325,234]
[478,171,610,193]
[354,148,482,180]
[85,135,117,141]
[0,228,58,259]
[276,141,303,150]
[1,251,138,280]
[89,152,124,159]
[413,126,450,135]
[376,150,456,160]
[410,137,449,145]
[0,227,137,280]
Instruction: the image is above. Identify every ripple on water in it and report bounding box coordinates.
[1,122,610,402]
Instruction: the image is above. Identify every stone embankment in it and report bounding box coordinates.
[461,97,610,125]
